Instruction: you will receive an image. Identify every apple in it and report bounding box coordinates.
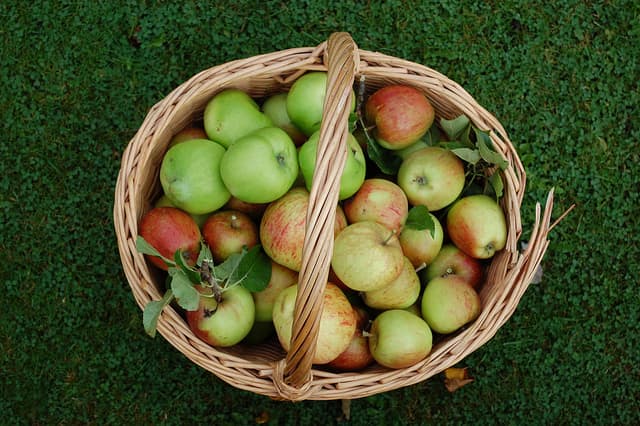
[272,282,356,364]
[186,284,256,347]
[362,256,421,310]
[160,138,230,215]
[170,126,208,146]
[154,194,210,229]
[260,187,347,272]
[223,196,268,221]
[220,127,298,204]
[364,85,435,150]
[298,130,366,200]
[331,221,405,292]
[446,194,507,259]
[261,92,307,145]
[421,275,481,334]
[286,71,356,136]
[201,210,259,263]
[397,146,465,212]
[368,309,432,369]
[139,206,201,271]
[398,212,444,268]
[203,88,273,148]
[253,261,299,322]
[343,178,409,234]
[327,306,374,371]
[422,244,484,289]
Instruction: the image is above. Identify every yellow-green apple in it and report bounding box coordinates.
[186,284,256,347]
[368,309,433,369]
[343,178,409,234]
[364,85,435,150]
[220,127,298,204]
[272,282,356,364]
[154,194,210,229]
[446,194,507,259]
[203,88,273,148]
[331,221,404,292]
[286,71,356,136]
[399,212,444,268]
[421,275,481,334]
[397,147,465,211]
[422,244,484,289]
[252,261,299,322]
[160,138,230,215]
[262,92,307,146]
[139,206,201,271]
[298,130,366,200]
[170,126,208,146]
[362,257,421,310]
[201,210,259,263]
[260,187,347,271]
[327,306,374,371]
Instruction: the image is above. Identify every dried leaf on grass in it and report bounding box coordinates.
[443,367,475,392]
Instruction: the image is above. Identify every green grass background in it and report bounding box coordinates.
[2,1,639,424]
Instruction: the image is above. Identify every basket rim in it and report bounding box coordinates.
[113,32,556,401]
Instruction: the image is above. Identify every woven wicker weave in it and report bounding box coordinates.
[114,32,560,401]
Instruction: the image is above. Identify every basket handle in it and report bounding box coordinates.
[277,32,359,396]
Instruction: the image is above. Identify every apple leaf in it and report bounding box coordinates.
[169,269,200,311]
[365,135,402,175]
[488,171,504,199]
[404,205,436,238]
[213,251,243,281]
[196,241,212,267]
[231,245,272,292]
[143,289,174,338]
[475,129,509,170]
[440,115,471,142]
[135,235,175,267]
[174,250,201,285]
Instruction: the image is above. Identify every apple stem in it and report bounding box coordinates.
[415,262,427,273]
[382,229,397,245]
[230,214,238,229]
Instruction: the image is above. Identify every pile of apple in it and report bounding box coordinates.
[136,71,509,371]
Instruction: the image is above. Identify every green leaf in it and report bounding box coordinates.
[488,171,505,199]
[475,129,509,170]
[169,270,200,311]
[174,249,201,284]
[142,289,174,338]
[404,205,436,238]
[196,241,212,267]
[451,147,482,164]
[135,236,175,267]
[440,115,471,142]
[231,245,272,292]
[365,134,402,175]
[214,251,243,281]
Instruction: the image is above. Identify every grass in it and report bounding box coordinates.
[1,0,639,424]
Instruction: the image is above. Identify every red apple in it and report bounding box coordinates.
[422,244,484,289]
[201,210,259,263]
[170,126,208,146]
[224,195,268,221]
[365,85,435,150]
[139,206,201,271]
[343,178,409,234]
[326,306,374,371]
[446,194,507,259]
[260,187,347,272]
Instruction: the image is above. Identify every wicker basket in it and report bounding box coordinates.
[114,32,560,401]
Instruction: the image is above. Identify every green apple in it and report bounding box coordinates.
[368,309,432,369]
[272,282,356,364]
[262,93,307,145]
[220,127,298,204]
[421,275,481,334]
[203,89,273,148]
[331,221,405,292]
[185,284,256,347]
[362,256,421,310]
[398,212,444,268]
[298,130,366,200]
[397,146,465,211]
[446,194,507,259]
[422,244,484,289]
[160,138,230,215]
[286,71,356,136]
[252,261,299,322]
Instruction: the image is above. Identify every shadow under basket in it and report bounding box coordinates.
[113,32,562,401]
